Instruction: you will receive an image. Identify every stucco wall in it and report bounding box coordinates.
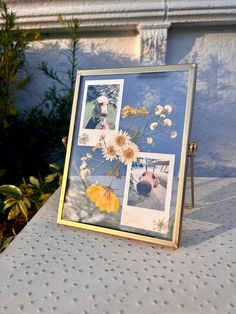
[18,25,236,177]
[167,26,236,177]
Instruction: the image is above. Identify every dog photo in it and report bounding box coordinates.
[120,152,175,235]
[78,79,124,146]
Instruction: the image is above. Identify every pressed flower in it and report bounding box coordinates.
[150,122,158,130]
[99,134,106,140]
[146,137,153,144]
[93,141,104,151]
[170,131,177,138]
[163,118,172,126]
[86,185,119,213]
[119,142,139,165]
[155,105,163,115]
[78,133,89,144]
[111,130,131,152]
[153,219,169,233]
[160,114,166,119]
[122,105,148,118]
[138,106,149,116]
[80,161,88,170]
[102,144,117,161]
[86,153,92,159]
[164,104,173,114]
[81,156,88,161]
[122,105,135,118]
[80,168,90,180]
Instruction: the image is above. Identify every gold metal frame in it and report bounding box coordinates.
[57,64,197,249]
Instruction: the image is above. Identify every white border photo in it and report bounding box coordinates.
[78,79,124,146]
[121,152,175,235]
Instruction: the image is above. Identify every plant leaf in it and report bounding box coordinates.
[29,176,40,188]
[0,185,23,198]
[18,200,28,220]
[0,236,15,253]
[4,199,17,210]
[39,193,51,203]
[131,129,140,142]
[114,168,121,179]
[104,167,114,176]
[24,198,31,208]
[49,163,61,172]
[44,173,58,183]
[8,204,20,220]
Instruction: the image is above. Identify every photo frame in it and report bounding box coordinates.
[57,65,197,248]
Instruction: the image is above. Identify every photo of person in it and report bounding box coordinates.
[121,153,175,234]
[78,79,124,146]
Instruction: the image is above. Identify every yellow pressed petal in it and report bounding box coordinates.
[86,185,119,213]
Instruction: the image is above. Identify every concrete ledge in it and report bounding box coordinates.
[3,0,236,32]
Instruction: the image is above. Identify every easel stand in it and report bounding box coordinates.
[185,141,198,209]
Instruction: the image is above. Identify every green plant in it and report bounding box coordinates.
[0,163,63,252]
[4,16,81,180]
[0,5,78,251]
[34,16,79,164]
[0,0,39,183]
[0,0,33,127]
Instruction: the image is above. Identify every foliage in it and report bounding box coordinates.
[17,15,81,175]
[0,2,78,252]
[0,0,39,183]
[0,0,36,127]
[0,163,63,252]
[0,12,79,183]
[37,15,79,122]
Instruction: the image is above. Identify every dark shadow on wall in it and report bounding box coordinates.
[167,27,236,177]
[17,40,141,108]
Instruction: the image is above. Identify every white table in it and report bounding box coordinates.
[0,178,236,314]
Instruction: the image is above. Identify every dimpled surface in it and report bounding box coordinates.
[0,178,236,314]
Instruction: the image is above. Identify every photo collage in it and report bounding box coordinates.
[63,78,176,237]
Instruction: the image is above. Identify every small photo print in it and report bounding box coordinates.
[78,79,124,146]
[121,152,175,235]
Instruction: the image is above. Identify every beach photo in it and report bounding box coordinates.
[78,79,124,146]
[121,152,175,235]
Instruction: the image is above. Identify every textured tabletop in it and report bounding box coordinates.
[0,178,236,314]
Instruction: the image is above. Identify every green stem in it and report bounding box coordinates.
[108,159,120,188]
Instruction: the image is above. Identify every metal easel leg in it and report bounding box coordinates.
[185,141,198,209]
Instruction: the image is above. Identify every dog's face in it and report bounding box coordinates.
[136,171,159,196]
[97,96,109,117]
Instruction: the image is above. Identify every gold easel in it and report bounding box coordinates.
[184,141,198,209]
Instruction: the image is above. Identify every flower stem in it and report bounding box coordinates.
[73,161,87,189]
[108,159,120,188]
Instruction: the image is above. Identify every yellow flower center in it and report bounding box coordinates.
[107,145,116,156]
[123,147,134,159]
[115,135,126,146]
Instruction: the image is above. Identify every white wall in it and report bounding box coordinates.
[167,26,236,177]
[18,33,139,108]
[8,0,236,178]
[18,25,236,177]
